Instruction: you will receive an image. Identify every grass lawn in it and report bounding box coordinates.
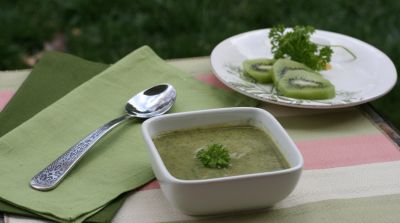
[1,0,399,127]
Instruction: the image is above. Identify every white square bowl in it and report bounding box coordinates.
[141,107,303,215]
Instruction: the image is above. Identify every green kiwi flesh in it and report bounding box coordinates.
[272,59,315,85]
[243,58,275,83]
[277,70,335,100]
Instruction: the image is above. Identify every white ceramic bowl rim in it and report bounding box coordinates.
[142,107,304,185]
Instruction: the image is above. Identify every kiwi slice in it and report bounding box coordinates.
[272,59,315,85]
[276,70,335,100]
[242,59,275,83]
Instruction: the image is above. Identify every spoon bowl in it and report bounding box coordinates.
[30,84,177,191]
[126,84,176,118]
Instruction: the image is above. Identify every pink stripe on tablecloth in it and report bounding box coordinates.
[139,134,400,191]
[140,180,160,190]
[298,134,400,169]
[195,73,231,91]
[140,134,400,190]
[0,90,14,110]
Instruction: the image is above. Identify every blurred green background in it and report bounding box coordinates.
[1,0,399,127]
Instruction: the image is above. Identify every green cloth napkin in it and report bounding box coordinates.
[0,52,108,137]
[0,46,257,222]
[0,52,126,222]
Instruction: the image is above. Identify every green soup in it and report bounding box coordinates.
[152,124,290,180]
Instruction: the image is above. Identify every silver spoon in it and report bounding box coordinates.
[30,84,177,191]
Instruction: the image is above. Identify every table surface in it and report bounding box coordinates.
[1,57,399,223]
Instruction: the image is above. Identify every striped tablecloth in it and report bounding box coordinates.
[1,57,399,223]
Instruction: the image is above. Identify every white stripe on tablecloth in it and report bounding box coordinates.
[112,161,400,223]
[276,160,400,209]
[6,161,400,223]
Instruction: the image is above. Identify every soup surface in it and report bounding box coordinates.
[153,124,290,180]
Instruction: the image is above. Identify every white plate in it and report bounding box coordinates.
[211,29,397,108]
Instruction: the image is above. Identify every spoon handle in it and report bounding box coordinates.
[30,114,132,191]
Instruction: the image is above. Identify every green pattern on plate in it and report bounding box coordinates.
[225,64,363,106]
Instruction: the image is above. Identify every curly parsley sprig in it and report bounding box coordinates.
[196,144,230,169]
[269,25,333,70]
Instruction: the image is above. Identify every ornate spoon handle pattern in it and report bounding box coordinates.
[30,114,131,191]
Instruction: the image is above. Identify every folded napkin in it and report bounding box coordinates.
[0,52,108,137]
[0,46,257,222]
[0,52,125,222]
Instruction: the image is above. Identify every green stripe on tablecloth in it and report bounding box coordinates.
[169,193,400,223]
[277,109,381,141]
